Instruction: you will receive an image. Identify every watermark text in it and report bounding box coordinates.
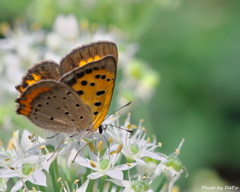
[202,185,239,191]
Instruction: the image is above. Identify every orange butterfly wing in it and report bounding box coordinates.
[60,56,117,132]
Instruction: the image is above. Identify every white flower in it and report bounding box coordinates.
[118,58,160,105]
[151,139,186,192]
[106,114,166,165]
[0,177,8,191]
[76,178,90,192]
[0,22,44,95]
[109,176,154,192]
[76,142,136,181]
[53,14,79,40]
[0,130,51,192]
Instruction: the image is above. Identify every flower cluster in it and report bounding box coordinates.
[0,114,185,192]
[0,130,52,191]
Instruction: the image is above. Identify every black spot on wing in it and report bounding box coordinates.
[76,72,84,78]
[94,102,102,106]
[81,80,87,86]
[95,74,100,79]
[85,68,92,74]
[96,90,105,96]
[77,90,84,95]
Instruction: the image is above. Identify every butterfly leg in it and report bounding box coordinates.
[46,133,59,139]
[47,136,70,161]
[72,139,87,163]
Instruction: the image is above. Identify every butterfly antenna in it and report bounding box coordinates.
[102,123,134,134]
[105,101,131,120]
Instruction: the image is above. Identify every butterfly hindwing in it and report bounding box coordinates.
[60,41,118,74]
[60,55,117,131]
[16,80,92,133]
[16,60,62,93]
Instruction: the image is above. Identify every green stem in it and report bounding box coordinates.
[49,158,60,191]
[107,181,113,192]
[63,165,73,190]
[37,184,47,192]
[124,169,129,180]
[115,186,121,192]
[156,174,167,192]
[88,179,94,192]
[99,175,107,192]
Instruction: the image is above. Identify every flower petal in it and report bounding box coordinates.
[108,179,130,187]
[143,151,166,161]
[11,180,23,192]
[20,130,33,151]
[76,178,90,192]
[134,158,146,165]
[75,156,95,170]
[28,170,47,186]
[106,169,123,180]
[87,172,104,179]
[0,168,20,178]
[115,163,137,171]
[42,153,55,172]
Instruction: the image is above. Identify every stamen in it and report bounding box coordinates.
[146,137,150,143]
[131,124,137,129]
[88,142,94,152]
[38,145,46,150]
[110,151,116,155]
[28,133,35,140]
[98,141,103,152]
[116,144,123,154]
[90,160,97,168]
[178,138,185,151]
[11,144,16,149]
[74,179,80,184]
[109,137,113,143]
[175,149,180,155]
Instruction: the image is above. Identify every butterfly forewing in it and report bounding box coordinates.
[16,80,92,133]
[60,41,118,74]
[60,56,117,131]
[16,60,62,93]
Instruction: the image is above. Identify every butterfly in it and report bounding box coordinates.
[16,41,118,137]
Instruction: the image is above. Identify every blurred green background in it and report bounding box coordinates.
[1,0,240,191]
